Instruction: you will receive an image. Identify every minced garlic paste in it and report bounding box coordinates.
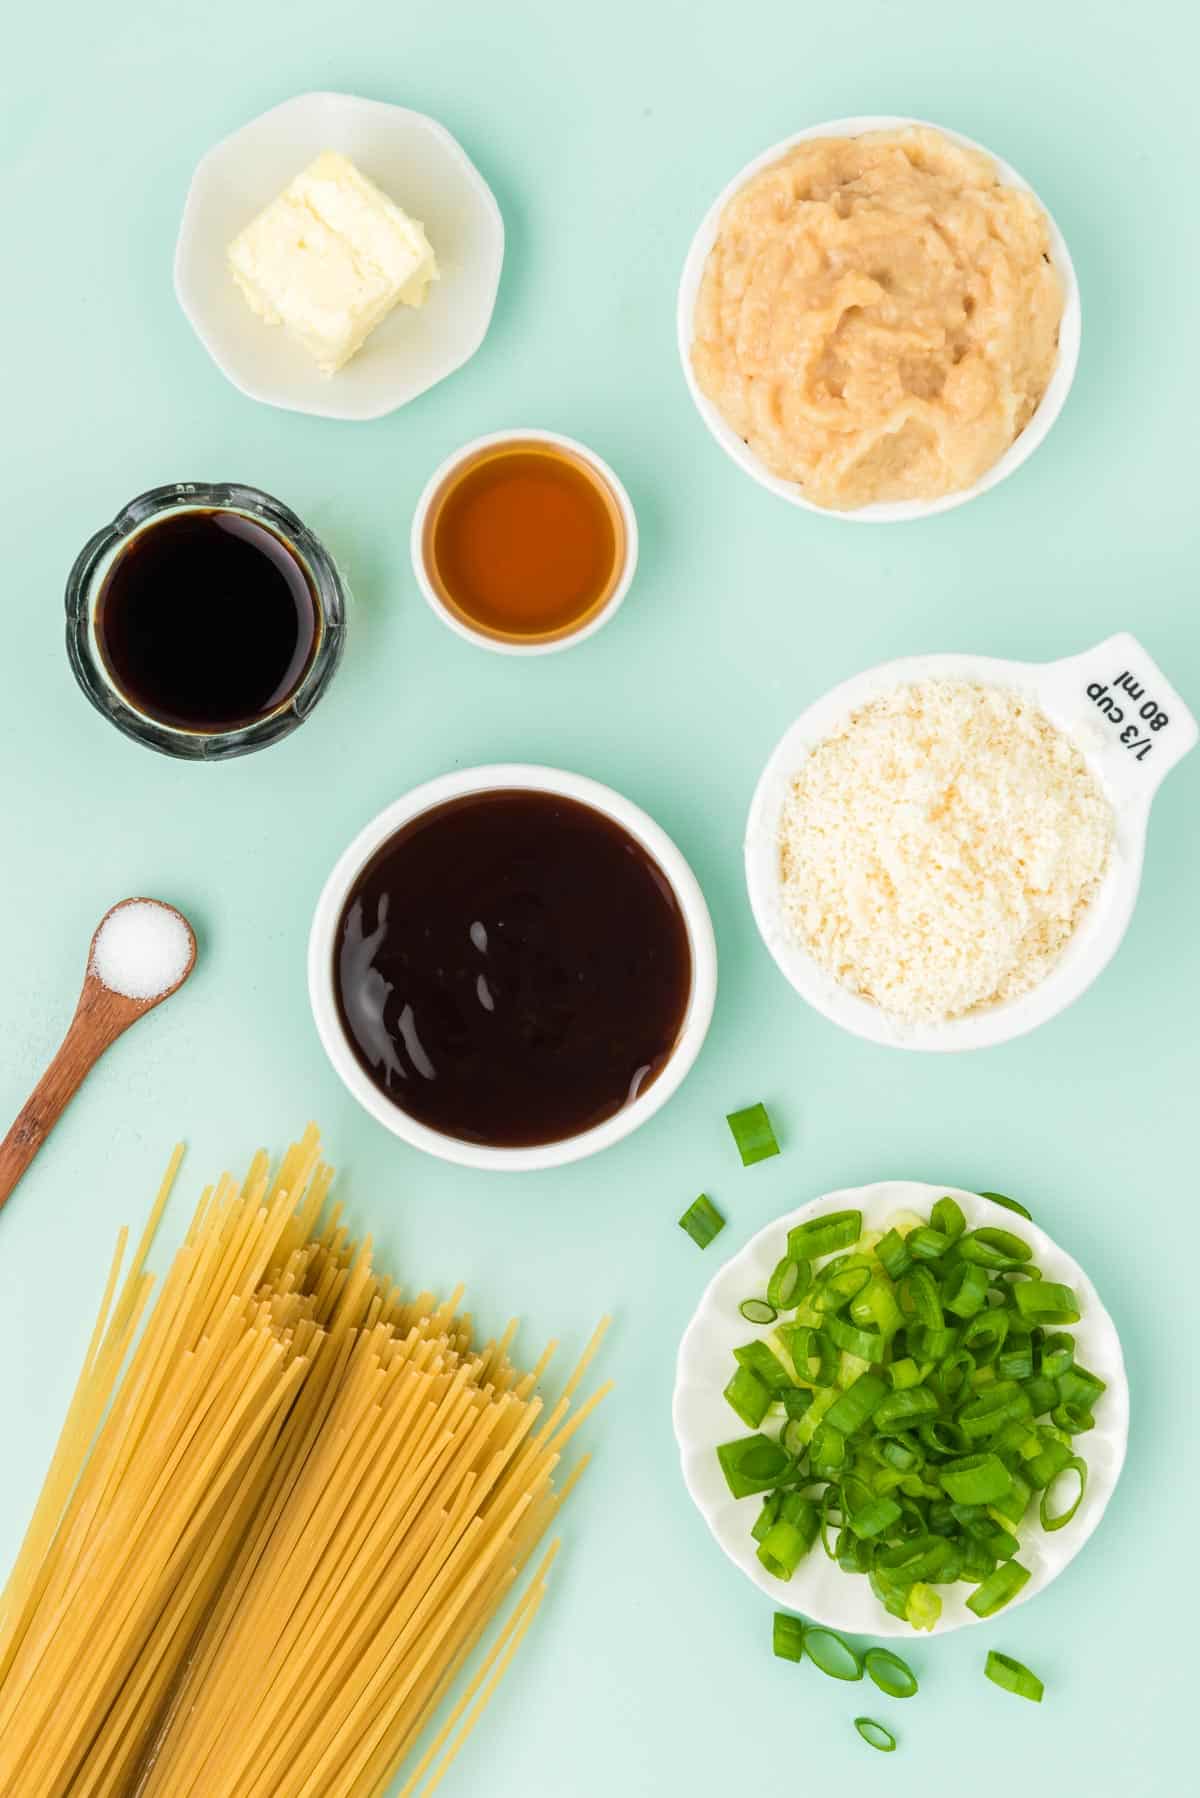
[692,128,1064,509]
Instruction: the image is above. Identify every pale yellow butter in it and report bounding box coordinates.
[228,151,438,375]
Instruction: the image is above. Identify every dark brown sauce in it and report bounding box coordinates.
[333,790,693,1147]
[95,509,319,732]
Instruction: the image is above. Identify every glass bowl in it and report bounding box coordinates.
[65,481,347,760]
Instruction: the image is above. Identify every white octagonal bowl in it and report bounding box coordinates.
[175,92,504,421]
[678,115,1081,522]
[673,1182,1129,1637]
[745,632,1197,1051]
[308,764,717,1171]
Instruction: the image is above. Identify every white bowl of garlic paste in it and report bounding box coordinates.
[175,92,504,421]
[673,1183,1130,1636]
[745,634,1197,1051]
[677,115,1081,522]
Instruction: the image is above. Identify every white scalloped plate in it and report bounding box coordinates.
[673,1182,1129,1636]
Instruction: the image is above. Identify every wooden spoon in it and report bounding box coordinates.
[0,899,196,1217]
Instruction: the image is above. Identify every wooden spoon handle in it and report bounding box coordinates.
[0,1000,126,1217]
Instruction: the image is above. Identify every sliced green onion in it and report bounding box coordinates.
[876,1228,912,1280]
[803,1627,863,1681]
[814,1260,873,1312]
[874,1388,940,1433]
[1057,1364,1106,1409]
[751,1492,782,1543]
[1039,1333,1076,1379]
[758,1518,815,1580]
[900,1266,944,1329]
[1051,1401,1094,1435]
[959,1228,1033,1270]
[824,1314,882,1360]
[1040,1456,1087,1531]
[854,1717,897,1753]
[985,1650,1043,1702]
[943,1262,990,1319]
[930,1195,966,1241]
[966,1559,1031,1618]
[889,1357,924,1391]
[678,1193,724,1248]
[788,1210,862,1261]
[781,1386,814,1421]
[785,1325,838,1388]
[733,1339,793,1394]
[772,1612,805,1662]
[979,1190,1033,1221]
[1023,1431,1073,1489]
[826,1371,889,1435]
[846,1491,903,1540]
[716,1434,790,1498]
[940,1453,1012,1504]
[723,1365,772,1429]
[1014,1280,1080,1325]
[738,1298,778,1326]
[1022,1373,1060,1417]
[906,1225,951,1262]
[766,1254,810,1311]
[726,1102,779,1166]
[864,1647,919,1699]
[905,1583,942,1631]
[810,1421,848,1480]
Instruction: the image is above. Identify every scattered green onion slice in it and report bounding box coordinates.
[864,1647,919,1699]
[716,1435,790,1498]
[854,1717,897,1753]
[772,1612,805,1662]
[979,1190,1033,1221]
[985,1650,1044,1702]
[940,1453,1012,1505]
[958,1228,1033,1270]
[678,1193,724,1248]
[766,1254,809,1311]
[1040,1456,1087,1531]
[803,1627,863,1681]
[726,1102,780,1166]
[931,1196,966,1240]
[738,1298,778,1326]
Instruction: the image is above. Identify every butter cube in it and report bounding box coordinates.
[228,151,438,375]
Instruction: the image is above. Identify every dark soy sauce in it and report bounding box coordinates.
[95,509,319,732]
[333,790,693,1148]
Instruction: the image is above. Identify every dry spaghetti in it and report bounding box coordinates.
[0,1128,609,1797]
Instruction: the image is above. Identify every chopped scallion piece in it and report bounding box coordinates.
[766,1254,809,1310]
[931,1196,966,1240]
[1014,1280,1081,1325]
[716,1434,790,1498]
[723,1365,772,1429]
[678,1193,724,1248]
[738,1298,778,1326]
[788,1210,862,1261]
[985,1650,1044,1702]
[854,1717,897,1752]
[979,1190,1033,1221]
[863,1647,919,1699]
[803,1627,863,1681]
[726,1102,779,1166]
[1040,1456,1087,1531]
[965,1559,1031,1617]
[772,1612,806,1662]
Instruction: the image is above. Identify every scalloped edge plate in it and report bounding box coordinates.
[673,1182,1128,1636]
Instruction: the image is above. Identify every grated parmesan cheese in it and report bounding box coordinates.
[778,680,1113,1024]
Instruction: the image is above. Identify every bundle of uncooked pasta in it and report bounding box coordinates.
[0,1127,608,1797]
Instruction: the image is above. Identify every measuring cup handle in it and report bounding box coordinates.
[1038,632,1198,810]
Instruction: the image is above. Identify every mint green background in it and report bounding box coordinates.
[2,2,1197,1792]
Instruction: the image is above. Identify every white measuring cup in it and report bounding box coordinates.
[745,633,1197,1050]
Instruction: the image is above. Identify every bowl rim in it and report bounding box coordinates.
[743,642,1152,1051]
[409,429,639,655]
[173,90,505,422]
[672,1180,1130,1636]
[676,113,1082,522]
[307,763,718,1169]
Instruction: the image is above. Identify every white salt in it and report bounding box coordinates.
[92,901,192,1000]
